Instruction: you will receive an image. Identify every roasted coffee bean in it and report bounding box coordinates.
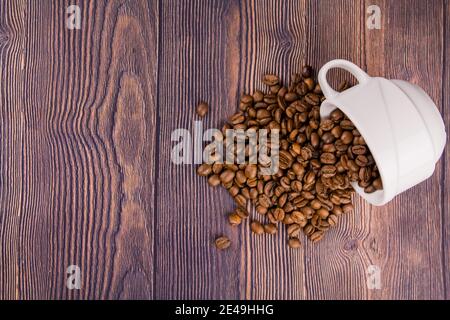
[235,207,249,219]
[250,221,265,235]
[342,203,354,214]
[273,208,285,221]
[228,213,242,226]
[196,102,208,117]
[310,230,324,242]
[198,66,382,249]
[263,74,279,86]
[264,223,278,235]
[208,174,221,187]
[327,214,338,226]
[235,194,247,207]
[341,131,353,144]
[373,177,383,190]
[220,170,235,184]
[288,238,302,248]
[302,65,313,78]
[215,236,231,250]
[316,208,329,219]
[320,152,336,164]
[355,155,368,167]
[197,164,212,176]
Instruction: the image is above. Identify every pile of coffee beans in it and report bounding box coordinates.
[196,65,382,249]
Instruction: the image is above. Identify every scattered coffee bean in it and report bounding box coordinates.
[250,221,265,235]
[196,102,208,117]
[199,65,382,250]
[215,236,231,250]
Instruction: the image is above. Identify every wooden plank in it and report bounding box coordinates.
[156,0,244,299]
[0,0,159,299]
[303,0,370,299]
[0,0,26,300]
[239,0,308,300]
[363,0,445,299]
[443,0,449,300]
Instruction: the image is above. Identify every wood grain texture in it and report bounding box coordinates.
[0,0,448,300]
[1,0,158,299]
[240,0,308,300]
[156,0,243,299]
[303,0,370,300]
[363,0,446,299]
[443,0,450,300]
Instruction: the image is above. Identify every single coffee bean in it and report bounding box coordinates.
[228,213,242,226]
[256,205,268,215]
[355,155,368,167]
[208,174,221,187]
[215,236,231,250]
[304,78,315,91]
[373,177,383,190]
[234,194,247,207]
[250,221,264,235]
[316,208,329,219]
[288,238,301,248]
[235,207,249,219]
[320,152,336,164]
[263,74,279,86]
[302,65,313,78]
[327,214,338,226]
[220,170,235,184]
[342,203,354,214]
[197,164,212,176]
[196,102,208,117]
[341,131,353,144]
[310,230,324,242]
[264,223,278,235]
[273,208,285,221]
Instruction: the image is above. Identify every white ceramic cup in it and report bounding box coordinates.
[318,59,446,205]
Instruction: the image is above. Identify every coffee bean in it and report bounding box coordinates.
[327,214,338,226]
[215,236,231,250]
[263,74,279,86]
[235,207,249,219]
[273,208,285,221]
[250,221,264,235]
[302,65,313,78]
[264,223,278,235]
[288,238,302,248]
[373,177,383,190]
[355,155,368,167]
[196,102,208,117]
[341,131,353,144]
[208,174,221,187]
[197,164,212,176]
[198,66,382,249]
[234,194,247,207]
[320,152,336,164]
[228,213,242,226]
[220,170,235,184]
[310,230,324,242]
[317,208,329,219]
[342,203,354,214]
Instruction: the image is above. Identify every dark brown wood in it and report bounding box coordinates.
[304,0,370,300]
[362,0,446,299]
[0,0,448,300]
[443,0,450,301]
[155,0,244,299]
[239,0,309,300]
[1,0,158,299]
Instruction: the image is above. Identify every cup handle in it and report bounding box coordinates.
[318,59,371,99]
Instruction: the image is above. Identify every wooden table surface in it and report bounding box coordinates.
[0,0,449,300]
